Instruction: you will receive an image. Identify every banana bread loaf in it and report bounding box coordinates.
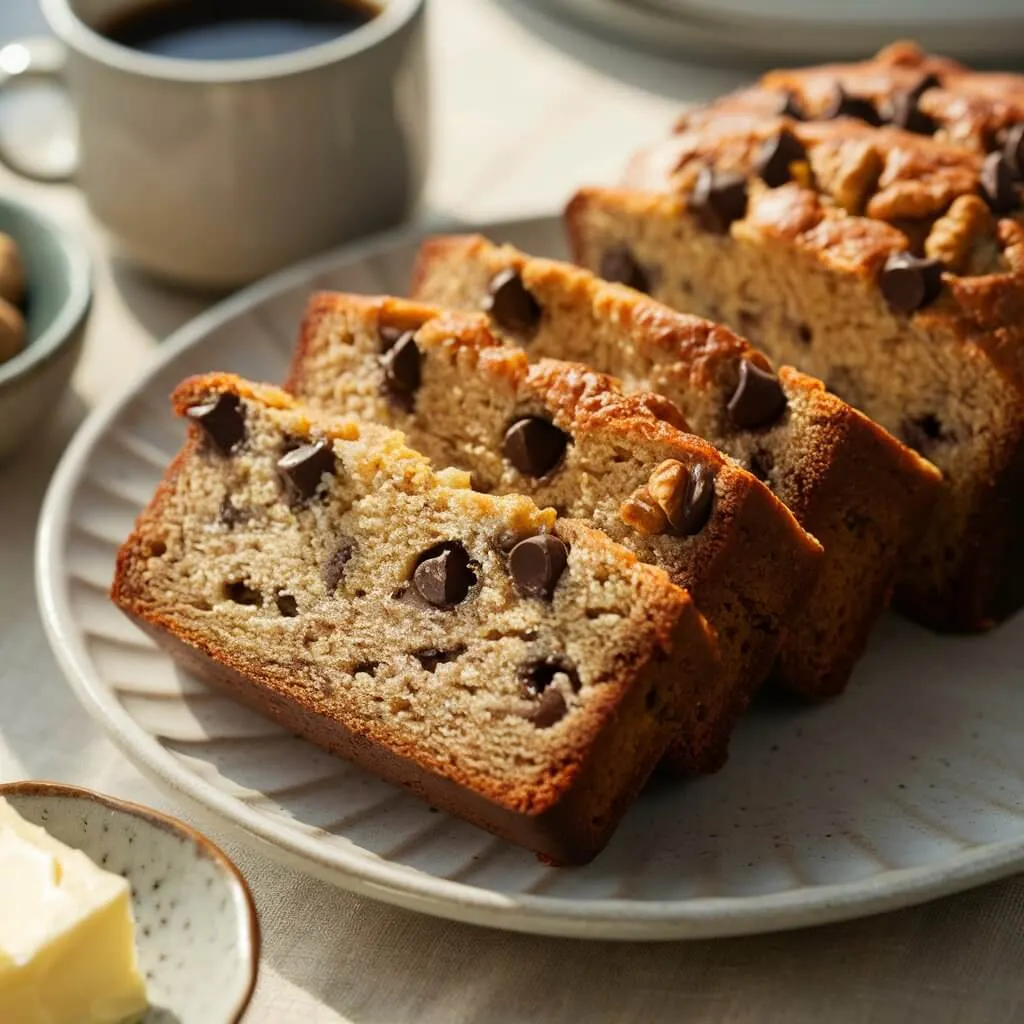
[566,67,1024,631]
[111,373,719,864]
[285,293,822,771]
[411,235,942,696]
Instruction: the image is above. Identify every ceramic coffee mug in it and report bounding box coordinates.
[0,0,428,289]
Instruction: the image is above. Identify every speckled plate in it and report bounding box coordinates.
[0,781,258,1023]
[36,213,1024,941]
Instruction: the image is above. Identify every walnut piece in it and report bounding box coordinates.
[619,487,668,536]
[647,460,690,532]
[924,194,1002,276]
[819,140,883,215]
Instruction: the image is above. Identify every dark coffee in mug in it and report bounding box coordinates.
[97,0,380,61]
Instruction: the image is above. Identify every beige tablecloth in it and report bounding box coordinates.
[1,2,1022,1021]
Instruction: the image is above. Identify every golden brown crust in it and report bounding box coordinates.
[287,290,824,767]
[413,232,943,693]
[113,374,719,863]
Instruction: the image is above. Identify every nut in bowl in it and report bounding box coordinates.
[0,195,91,462]
[0,781,259,1024]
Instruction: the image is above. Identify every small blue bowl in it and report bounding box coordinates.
[0,195,92,461]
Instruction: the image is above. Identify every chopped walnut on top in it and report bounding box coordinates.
[925,194,1007,276]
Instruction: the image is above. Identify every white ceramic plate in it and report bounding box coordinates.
[37,214,1024,941]
[532,0,1024,62]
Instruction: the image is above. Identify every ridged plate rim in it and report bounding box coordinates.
[36,212,1024,941]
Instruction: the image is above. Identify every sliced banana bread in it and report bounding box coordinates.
[285,294,822,771]
[111,373,719,864]
[411,236,942,696]
[566,84,1024,631]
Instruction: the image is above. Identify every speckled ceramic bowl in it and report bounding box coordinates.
[0,781,259,1024]
[0,196,91,462]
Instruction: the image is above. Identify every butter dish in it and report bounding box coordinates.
[0,781,259,1024]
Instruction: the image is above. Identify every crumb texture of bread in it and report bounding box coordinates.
[410,235,941,694]
[112,373,718,863]
[287,293,823,769]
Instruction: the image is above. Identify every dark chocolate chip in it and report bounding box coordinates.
[509,534,569,600]
[673,463,715,536]
[879,252,943,314]
[275,593,298,617]
[520,657,581,696]
[727,360,787,430]
[797,322,813,344]
[186,393,245,455]
[412,542,476,608]
[324,537,355,594]
[483,269,542,338]
[823,84,882,126]
[980,152,1020,214]
[502,417,570,478]
[277,439,336,504]
[888,89,937,135]
[755,129,806,188]
[901,413,944,454]
[690,166,748,234]
[599,244,650,293]
[522,689,568,728]
[379,332,422,410]
[225,581,261,606]
[351,661,380,676]
[413,646,466,673]
[1004,124,1024,179]
[775,89,806,121]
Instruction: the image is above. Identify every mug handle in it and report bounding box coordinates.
[0,37,77,182]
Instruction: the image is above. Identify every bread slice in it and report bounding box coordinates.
[566,68,1024,631]
[111,373,719,864]
[411,235,942,696]
[285,294,822,771]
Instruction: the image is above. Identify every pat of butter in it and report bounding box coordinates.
[0,797,148,1024]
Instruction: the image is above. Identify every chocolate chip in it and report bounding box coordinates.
[483,269,541,338]
[888,89,937,135]
[727,360,787,430]
[674,463,715,536]
[980,152,1020,214]
[379,332,422,411]
[413,646,466,672]
[879,252,943,313]
[520,657,581,696]
[275,593,298,617]
[823,84,882,126]
[1003,124,1024,179]
[351,661,380,676]
[775,89,806,121]
[755,129,806,188]
[324,537,355,594]
[412,542,476,608]
[225,581,261,606]
[186,393,245,455]
[509,535,569,600]
[599,244,650,293]
[522,689,568,728]
[690,166,748,234]
[502,417,570,478]
[277,439,336,504]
